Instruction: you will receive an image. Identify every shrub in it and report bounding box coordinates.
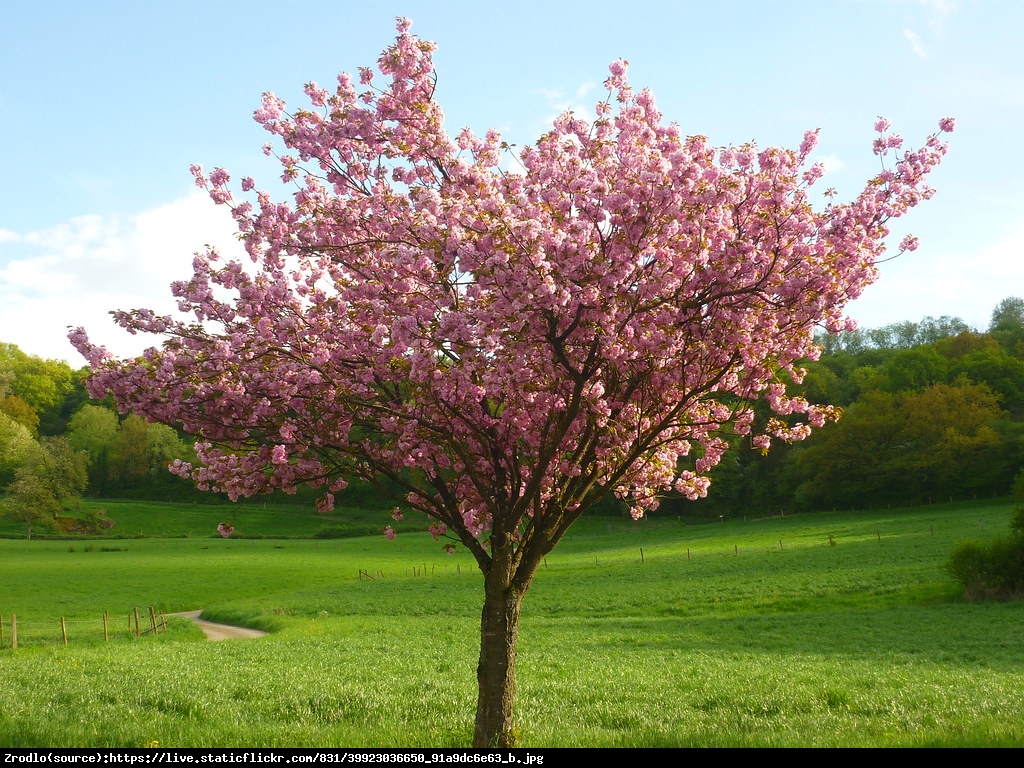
[1009,505,1024,535]
[948,534,1024,599]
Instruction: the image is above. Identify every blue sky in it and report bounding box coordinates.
[2,0,1021,362]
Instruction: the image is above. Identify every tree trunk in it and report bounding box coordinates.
[473,572,525,747]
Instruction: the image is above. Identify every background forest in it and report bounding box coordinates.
[3,296,1024,534]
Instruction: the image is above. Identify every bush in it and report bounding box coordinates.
[1009,505,1024,535]
[948,534,1024,599]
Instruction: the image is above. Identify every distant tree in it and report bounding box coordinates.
[0,413,35,488]
[869,320,920,350]
[917,315,970,345]
[108,414,150,484]
[796,382,1005,508]
[953,348,1024,417]
[0,343,72,412]
[107,414,192,491]
[884,346,949,391]
[1,437,88,538]
[0,343,75,435]
[0,394,39,434]
[989,297,1024,354]
[3,473,59,539]
[935,330,1000,360]
[67,404,120,494]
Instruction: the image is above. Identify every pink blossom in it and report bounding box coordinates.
[209,168,230,187]
[384,526,396,541]
[799,129,819,157]
[189,164,207,188]
[604,59,629,90]
[899,234,920,252]
[304,81,328,107]
[939,117,956,132]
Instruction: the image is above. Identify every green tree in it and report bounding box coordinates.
[989,296,1024,354]
[0,343,75,435]
[955,349,1024,417]
[884,346,949,391]
[0,394,39,434]
[917,315,970,344]
[0,412,36,488]
[67,404,120,494]
[3,472,59,539]
[1,437,88,538]
[103,414,193,495]
[795,382,1006,509]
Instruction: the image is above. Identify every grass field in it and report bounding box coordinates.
[1,498,1023,747]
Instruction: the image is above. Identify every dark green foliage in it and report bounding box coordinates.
[948,535,1024,599]
[989,297,1024,353]
[948,471,1024,599]
[1010,507,1024,535]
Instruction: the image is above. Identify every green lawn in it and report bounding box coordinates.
[1,499,1022,747]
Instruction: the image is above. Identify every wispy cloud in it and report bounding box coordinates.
[921,0,957,35]
[904,29,929,58]
[903,0,958,58]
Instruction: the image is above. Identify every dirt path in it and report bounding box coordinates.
[170,610,268,641]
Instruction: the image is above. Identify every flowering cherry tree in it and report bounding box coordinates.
[71,20,952,746]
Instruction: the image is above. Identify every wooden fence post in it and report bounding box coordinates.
[11,614,16,649]
[103,611,109,642]
[133,607,141,637]
[149,607,157,635]
[61,616,68,645]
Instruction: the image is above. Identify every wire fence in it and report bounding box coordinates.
[1,607,168,650]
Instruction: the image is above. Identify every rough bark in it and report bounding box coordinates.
[473,574,525,747]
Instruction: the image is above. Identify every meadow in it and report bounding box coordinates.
[1,498,1023,747]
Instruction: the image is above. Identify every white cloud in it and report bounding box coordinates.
[920,0,957,35]
[0,192,244,363]
[902,0,958,59]
[904,29,928,58]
